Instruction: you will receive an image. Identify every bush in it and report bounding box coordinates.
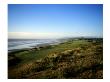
[8,55,21,66]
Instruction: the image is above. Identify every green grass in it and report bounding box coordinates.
[10,40,90,65]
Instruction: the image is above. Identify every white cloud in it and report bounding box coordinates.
[8,32,76,39]
[8,32,101,39]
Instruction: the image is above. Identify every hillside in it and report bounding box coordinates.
[8,38,103,79]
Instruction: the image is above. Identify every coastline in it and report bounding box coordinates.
[8,38,103,79]
[8,39,65,53]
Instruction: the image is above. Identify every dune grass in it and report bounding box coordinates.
[8,39,103,79]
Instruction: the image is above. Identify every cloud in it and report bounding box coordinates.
[8,32,102,39]
[8,32,75,39]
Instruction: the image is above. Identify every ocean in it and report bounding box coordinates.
[8,39,62,52]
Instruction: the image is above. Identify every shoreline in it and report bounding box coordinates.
[8,41,63,54]
[8,38,68,53]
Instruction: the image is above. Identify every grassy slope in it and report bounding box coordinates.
[8,39,103,79]
[9,40,88,65]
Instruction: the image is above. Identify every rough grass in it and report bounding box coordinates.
[8,39,103,79]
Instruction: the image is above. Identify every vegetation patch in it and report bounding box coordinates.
[8,38,103,79]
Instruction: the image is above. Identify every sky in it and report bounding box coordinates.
[8,4,103,39]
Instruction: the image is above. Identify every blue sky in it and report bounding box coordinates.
[8,4,103,39]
